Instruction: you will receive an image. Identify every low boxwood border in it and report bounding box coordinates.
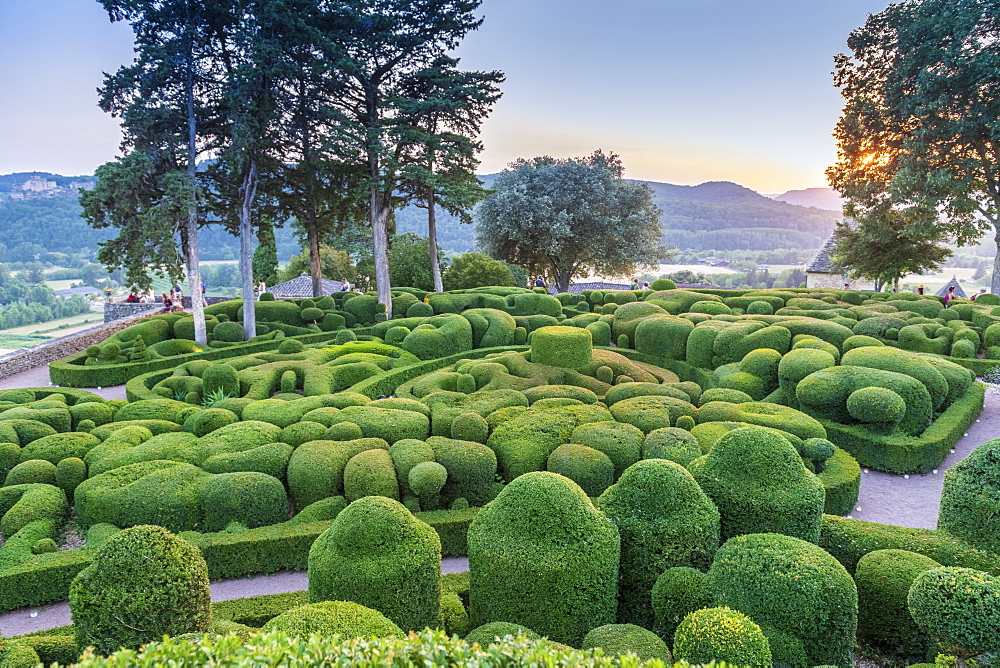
[820,514,1000,575]
[0,507,478,614]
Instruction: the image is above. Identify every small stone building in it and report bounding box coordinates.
[805,230,876,290]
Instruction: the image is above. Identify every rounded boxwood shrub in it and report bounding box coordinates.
[261,600,403,639]
[642,427,702,466]
[672,607,771,667]
[746,300,774,315]
[530,325,593,368]
[609,395,697,434]
[939,437,1000,553]
[907,567,1000,660]
[183,407,238,437]
[692,427,824,543]
[650,278,676,290]
[438,590,470,637]
[468,471,620,647]
[707,532,857,667]
[213,321,245,343]
[596,459,719,627]
[409,461,448,499]
[69,525,211,654]
[308,496,441,631]
[465,621,540,645]
[200,471,288,531]
[546,443,614,497]
[202,364,240,399]
[699,387,753,405]
[343,448,399,502]
[200,442,293,481]
[846,386,905,426]
[582,623,671,663]
[55,456,87,499]
[569,420,644,479]
[451,411,488,443]
[855,549,939,657]
[5,459,57,486]
[651,566,712,642]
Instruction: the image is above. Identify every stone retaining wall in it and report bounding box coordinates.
[103,296,230,323]
[0,312,157,382]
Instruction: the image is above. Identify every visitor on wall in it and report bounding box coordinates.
[943,285,957,306]
[340,279,351,292]
[972,288,987,301]
[534,275,547,288]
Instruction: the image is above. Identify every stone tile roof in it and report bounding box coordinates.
[54,286,101,297]
[268,274,346,298]
[936,275,967,299]
[807,235,839,273]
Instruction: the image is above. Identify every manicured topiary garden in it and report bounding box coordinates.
[0,284,998,665]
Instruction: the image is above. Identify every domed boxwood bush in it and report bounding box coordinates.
[596,460,720,628]
[200,471,288,531]
[74,460,209,532]
[581,623,671,663]
[855,549,939,658]
[609,395,697,434]
[907,567,1000,661]
[408,460,447,505]
[183,407,238,437]
[5,459,57,486]
[699,387,753,405]
[69,525,211,655]
[530,325,592,368]
[939,437,1000,553]
[343,448,399,502]
[202,363,240,399]
[707,532,857,667]
[465,621,540,645]
[692,427,824,542]
[840,345,950,410]
[566,420,643,479]
[633,315,694,360]
[308,496,441,631]
[846,386,906,427]
[652,566,712,642]
[213,321,245,343]
[261,600,403,639]
[641,427,702,466]
[546,443,614,497]
[468,471,620,647]
[672,607,771,667]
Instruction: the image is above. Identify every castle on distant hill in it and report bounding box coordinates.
[6,174,94,201]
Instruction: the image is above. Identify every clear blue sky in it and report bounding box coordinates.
[0,0,890,193]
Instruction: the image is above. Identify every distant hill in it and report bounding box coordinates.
[771,187,843,212]
[3,171,842,265]
[399,177,842,255]
[643,180,841,251]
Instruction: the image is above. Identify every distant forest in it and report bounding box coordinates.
[0,172,843,271]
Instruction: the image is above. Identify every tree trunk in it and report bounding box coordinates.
[307,211,322,297]
[991,225,1000,295]
[371,187,393,319]
[428,185,442,293]
[184,18,206,346]
[240,159,258,340]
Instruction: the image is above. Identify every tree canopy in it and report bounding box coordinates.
[476,151,670,293]
[830,215,951,291]
[827,0,1000,291]
[442,252,515,291]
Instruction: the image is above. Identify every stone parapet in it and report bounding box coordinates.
[0,311,156,382]
[103,296,230,323]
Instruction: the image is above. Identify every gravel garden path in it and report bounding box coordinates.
[0,363,997,636]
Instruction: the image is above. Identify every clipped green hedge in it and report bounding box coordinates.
[821,382,984,474]
[596,460,719,628]
[468,472,620,647]
[308,497,441,632]
[819,514,1000,575]
[939,436,1000,553]
[707,532,857,668]
[855,549,938,658]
